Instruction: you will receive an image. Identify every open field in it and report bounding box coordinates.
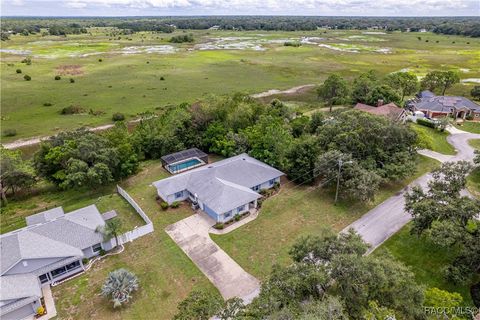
[211,155,439,279]
[374,223,476,305]
[410,123,456,155]
[1,29,479,142]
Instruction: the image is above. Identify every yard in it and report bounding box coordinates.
[410,123,456,155]
[467,139,480,198]
[374,223,476,305]
[455,121,480,134]
[211,155,440,279]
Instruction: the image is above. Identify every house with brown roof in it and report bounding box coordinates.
[353,101,407,123]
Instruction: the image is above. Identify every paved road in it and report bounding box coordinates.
[165,213,260,302]
[344,128,480,253]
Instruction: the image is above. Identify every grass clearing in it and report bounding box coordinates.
[411,123,456,155]
[1,29,479,141]
[374,223,475,305]
[211,155,440,279]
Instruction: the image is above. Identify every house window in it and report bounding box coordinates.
[92,243,102,252]
[237,205,245,212]
[269,179,276,186]
[39,273,49,284]
[252,185,260,191]
[175,191,183,199]
[224,211,232,218]
[476,114,479,118]
[51,266,67,278]
[65,260,81,271]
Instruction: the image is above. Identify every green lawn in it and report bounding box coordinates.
[1,29,479,141]
[455,121,480,134]
[411,123,456,155]
[211,155,440,279]
[374,224,475,305]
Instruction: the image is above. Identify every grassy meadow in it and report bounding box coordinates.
[1,28,479,141]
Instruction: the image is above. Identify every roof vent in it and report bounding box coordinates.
[208,166,213,168]
[242,158,246,160]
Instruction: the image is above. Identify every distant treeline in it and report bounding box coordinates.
[1,16,479,37]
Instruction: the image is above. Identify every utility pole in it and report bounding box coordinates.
[335,159,352,204]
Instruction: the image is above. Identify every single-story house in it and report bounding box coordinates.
[153,153,284,223]
[408,90,480,120]
[0,205,115,320]
[161,148,208,174]
[354,101,407,123]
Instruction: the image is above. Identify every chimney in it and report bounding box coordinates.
[377,99,384,107]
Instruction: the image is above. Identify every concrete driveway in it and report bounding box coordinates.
[165,213,260,302]
[344,128,480,253]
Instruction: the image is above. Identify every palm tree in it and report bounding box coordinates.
[97,219,122,248]
[102,268,139,308]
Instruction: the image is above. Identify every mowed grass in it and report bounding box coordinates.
[49,160,221,320]
[455,121,480,134]
[1,29,479,141]
[374,224,475,305]
[211,155,440,279]
[411,123,456,155]
[467,139,480,198]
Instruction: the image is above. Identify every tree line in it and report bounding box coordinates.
[2,16,479,38]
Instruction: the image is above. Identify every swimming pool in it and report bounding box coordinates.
[167,158,204,174]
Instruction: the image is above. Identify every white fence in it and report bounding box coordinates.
[114,185,154,246]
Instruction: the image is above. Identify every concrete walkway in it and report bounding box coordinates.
[344,127,480,253]
[165,212,260,302]
[209,210,258,235]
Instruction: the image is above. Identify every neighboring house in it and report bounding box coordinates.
[0,205,115,320]
[354,101,407,123]
[161,148,208,174]
[153,153,284,223]
[408,90,480,120]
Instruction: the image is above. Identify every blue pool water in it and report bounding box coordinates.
[168,158,202,173]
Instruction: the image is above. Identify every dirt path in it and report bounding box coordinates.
[250,84,315,98]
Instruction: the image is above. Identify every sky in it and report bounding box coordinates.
[1,0,479,17]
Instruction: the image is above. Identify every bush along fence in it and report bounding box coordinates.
[104,185,154,249]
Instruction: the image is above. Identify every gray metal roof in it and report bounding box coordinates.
[153,154,284,213]
[26,207,64,226]
[161,148,208,165]
[0,274,41,301]
[0,205,104,275]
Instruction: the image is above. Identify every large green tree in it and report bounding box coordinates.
[385,72,419,101]
[317,74,350,112]
[365,84,402,106]
[421,70,460,95]
[286,135,321,184]
[352,70,378,103]
[0,146,36,203]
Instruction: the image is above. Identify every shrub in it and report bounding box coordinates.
[112,113,125,121]
[21,57,31,65]
[70,78,75,83]
[16,69,21,74]
[160,202,169,210]
[36,306,45,315]
[171,201,180,208]
[471,282,480,307]
[160,76,165,81]
[98,58,103,62]
[417,118,436,128]
[466,114,474,121]
[54,75,61,80]
[61,105,85,115]
[3,129,17,137]
[234,215,241,222]
[99,249,106,256]
[214,223,224,230]
[284,41,301,47]
[82,258,89,265]
[169,34,194,43]
[102,269,139,308]
[23,74,31,81]
[43,102,52,106]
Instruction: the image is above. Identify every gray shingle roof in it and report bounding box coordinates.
[413,94,480,113]
[153,153,283,213]
[26,207,64,226]
[0,205,105,275]
[0,274,41,301]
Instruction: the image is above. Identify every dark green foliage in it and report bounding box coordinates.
[160,76,165,80]
[21,57,31,65]
[213,223,224,230]
[170,201,180,208]
[3,129,17,137]
[0,147,36,202]
[471,86,480,100]
[352,70,378,103]
[317,73,350,110]
[169,34,194,43]
[417,118,437,128]
[69,78,75,83]
[421,70,460,95]
[60,105,85,115]
[283,41,301,47]
[54,75,61,80]
[160,201,168,210]
[15,69,21,74]
[34,125,138,189]
[43,102,52,106]
[385,72,418,101]
[173,290,222,320]
[365,84,402,106]
[112,113,125,121]
[286,135,321,184]
[23,74,31,81]
[471,282,480,307]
